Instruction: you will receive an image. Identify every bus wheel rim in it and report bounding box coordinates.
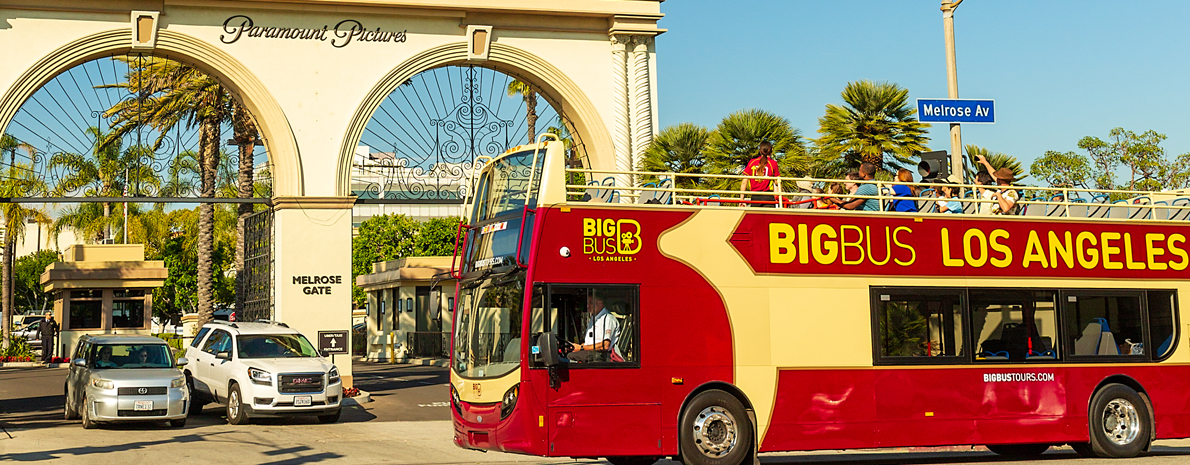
[1102,398,1140,446]
[692,406,737,458]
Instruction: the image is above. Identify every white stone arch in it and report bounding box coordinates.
[337,41,615,197]
[0,28,304,196]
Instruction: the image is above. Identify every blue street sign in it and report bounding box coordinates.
[916,99,995,124]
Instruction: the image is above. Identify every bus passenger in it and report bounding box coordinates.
[831,163,880,211]
[975,171,995,215]
[567,290,623,363]
[975,155,1019,215]
[891,168,919,212]
[935,182,963,214]
[741,141,781,208]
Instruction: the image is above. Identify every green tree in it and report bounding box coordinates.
[705,109,808,190]
[815,80,930,172]
[964,145,1027,183]
[1074,128,1190,192]
[415,217,462,256]
[640,123,711,189]
[1031,150,1092,189]
[508,80,538,143]
[47,127,157,241]
[0,162,49,349]
[0,134,37,166]
[351,214,420,307]
[14,250,59,315]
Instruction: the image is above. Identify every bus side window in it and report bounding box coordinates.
[1065,293,1145,358]
[545,285,638,366]
[970,289,1058,362]
[1147,291,1178,359]
[872,289,965,363]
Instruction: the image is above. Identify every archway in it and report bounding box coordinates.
[0,28,302,197]
[337,41,615,198]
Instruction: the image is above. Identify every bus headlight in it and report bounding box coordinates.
[500,384,519,419]
[450,385,463,416]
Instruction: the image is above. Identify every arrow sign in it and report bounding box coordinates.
[916,98,995,124]
[318,330,349,355]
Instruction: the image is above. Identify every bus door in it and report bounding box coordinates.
[530,284,661,457]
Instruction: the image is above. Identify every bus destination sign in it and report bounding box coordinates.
[731,213,1190,279]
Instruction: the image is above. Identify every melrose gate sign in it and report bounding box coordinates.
[220,15,409,47]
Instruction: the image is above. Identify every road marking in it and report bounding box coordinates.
[418,402,449,408]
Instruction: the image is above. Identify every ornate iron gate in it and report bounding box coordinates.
[240,208,273,322]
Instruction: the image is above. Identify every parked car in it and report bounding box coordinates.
[64,334,190,429]
[183,320,342,425]
[15,320,41,347]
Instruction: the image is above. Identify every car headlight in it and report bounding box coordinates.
[171,377,186,389]
[500,384,519,419]
[328,366,340,385]
[450,385,463,416]
[91,378,114,390]
[248,367,273,386]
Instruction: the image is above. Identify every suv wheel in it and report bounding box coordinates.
[186,374,206,416]
[226,383,249,425]
[64,385,79,420]
[80,395,97,429]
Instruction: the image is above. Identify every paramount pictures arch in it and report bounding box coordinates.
[0,0,664,386]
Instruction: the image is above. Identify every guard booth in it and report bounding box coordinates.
[41,244,169,358]
[356,257,456,361]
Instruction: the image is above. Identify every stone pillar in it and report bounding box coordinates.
[610,34,632,192]
[629,35,655,183]
[272,197,355,387]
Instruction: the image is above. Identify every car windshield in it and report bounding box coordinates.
[92,344,174,369]
[237,334,319,359]
[452,273,525,379]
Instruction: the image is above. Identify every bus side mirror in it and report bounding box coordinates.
[536,332,560,367]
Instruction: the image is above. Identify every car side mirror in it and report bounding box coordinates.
[176,357,189,367]
[72,358,87,367]
[215,351,232,361]
[536,332,560,367]
[320,350,329,358]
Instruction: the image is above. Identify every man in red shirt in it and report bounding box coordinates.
[741,141,781,207]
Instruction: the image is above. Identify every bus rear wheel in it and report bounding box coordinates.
[986,443,1050,457]
[1088,384,1151,458]
[679,389,752,465]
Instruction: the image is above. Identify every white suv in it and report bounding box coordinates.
[183,320,342,424]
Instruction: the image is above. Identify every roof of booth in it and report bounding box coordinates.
[356,256,454,290]
[41,244,168,292]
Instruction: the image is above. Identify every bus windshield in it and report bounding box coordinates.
[452,274,525,380]
[471,149,544,222]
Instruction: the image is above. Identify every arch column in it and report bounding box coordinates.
[610,34,632,190]
[629,35,654,182]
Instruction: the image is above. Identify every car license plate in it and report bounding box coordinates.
[134,400,154,411]
[294,396,312,406]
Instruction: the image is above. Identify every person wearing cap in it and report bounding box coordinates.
[976,155,1019,215]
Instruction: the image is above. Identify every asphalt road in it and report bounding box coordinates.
[4,362,1190,464]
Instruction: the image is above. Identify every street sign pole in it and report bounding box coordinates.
[942,0,964,183]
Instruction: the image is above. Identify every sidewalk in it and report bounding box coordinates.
[354,355,449,368]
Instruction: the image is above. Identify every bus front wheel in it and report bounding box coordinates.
[1088,383,1151,458]
[679,390,753,465]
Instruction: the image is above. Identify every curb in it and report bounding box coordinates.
[355,356,449,368]
[344,389,372,405]
[0,362,43,368]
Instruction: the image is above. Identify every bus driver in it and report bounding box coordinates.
[567,290,624,363]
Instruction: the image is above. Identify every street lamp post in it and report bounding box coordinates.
[942,0,964,182]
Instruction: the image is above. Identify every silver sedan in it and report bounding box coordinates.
[64,334,190,428]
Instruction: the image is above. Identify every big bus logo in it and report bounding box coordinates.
[582,218,642,261]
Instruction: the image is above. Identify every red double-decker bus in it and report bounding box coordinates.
[450,140,1190,465]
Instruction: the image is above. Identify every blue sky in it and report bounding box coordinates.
[656,0,1190,173]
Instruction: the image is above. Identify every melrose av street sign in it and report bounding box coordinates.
[916,98,995,124]
[220,15,408,48]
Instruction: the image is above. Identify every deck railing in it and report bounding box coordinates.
[564,168,1190,221]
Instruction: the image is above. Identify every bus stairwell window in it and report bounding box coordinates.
[876,290,964,361]
[970,290,1057,362]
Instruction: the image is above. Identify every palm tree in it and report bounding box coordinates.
[48,128,158,242]
[103,56,229,330]
[507,80,538,143]
[231,104,259,314]
[0,134,37,168]
[964,144,1027,183]
[704,109,809,191]
[815,80,930,172]
[641,123,711,189]
[0,162,48,349]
